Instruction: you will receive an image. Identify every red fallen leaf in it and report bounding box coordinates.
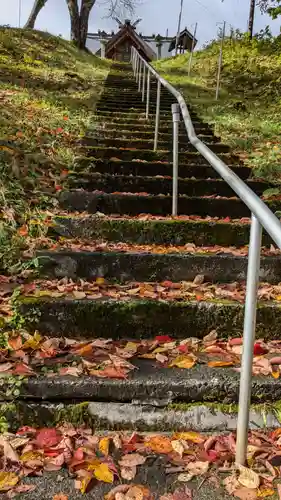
[74,448,84,461]
[16,426,37,436]
[18,225,28,237]
[56,128,63,133]
[12,363,35,376]
[156,335,173,343]
[206,450,219,462]
[178,344,189,353]
[55,185,63,192]
[269,357,281,365]
[253,343,268,355]
[36,428,62,448]
[229,338,243,346]
[63,116,69,121]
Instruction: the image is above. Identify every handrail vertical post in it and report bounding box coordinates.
[216,20,226,100]
[146,70,151,120]
[172,104,180,216]
[236,213,262,466]
[142,64,146,102]
[136,55,139,83]
[188,22,198,76]
[154,80,161,151]
[138,60,143,92]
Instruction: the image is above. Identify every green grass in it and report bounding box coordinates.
[155,34,281,182]
[0,27,110,273]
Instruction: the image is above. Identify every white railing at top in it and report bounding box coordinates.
[130,46,281,465]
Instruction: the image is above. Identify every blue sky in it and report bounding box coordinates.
[1,0,281,50]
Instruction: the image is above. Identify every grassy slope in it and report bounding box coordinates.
[0,27,110,273]
[155,36,281,183]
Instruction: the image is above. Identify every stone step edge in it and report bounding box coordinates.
[3,401,279,432]
[19,297,281,339]
[11,364,281,404]
[51,215,270,247]
[37,250,281,284]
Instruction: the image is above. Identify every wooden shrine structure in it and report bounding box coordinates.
[169,27,198,54]
[87,19,197,61]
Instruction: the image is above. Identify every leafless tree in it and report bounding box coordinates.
[24,0,139,49]
[24,0,48,29]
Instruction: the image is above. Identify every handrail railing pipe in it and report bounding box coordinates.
[146,70,151,120]
[131,45,281,466]
[138,60,143,92]
[172,103,180,216]
[142,64,146,102]
[154,79,161,151]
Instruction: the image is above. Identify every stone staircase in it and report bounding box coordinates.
[11,63,281,434]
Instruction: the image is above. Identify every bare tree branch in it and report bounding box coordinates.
[24,0,48,29]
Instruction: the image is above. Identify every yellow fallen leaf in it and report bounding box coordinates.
[23,332,42,350]
[272,366,280,379]
[171,440,185,458]
[237,464,260,489]
[208,361,235,368]
[79,475,92,494]
[257,489,275,498]
[99,437,110,457]
[169,355,196,369]
[145,435,173,454]
[124,342,138,353]
[96,277,105,285]
[172,431,205,444]
[93,463,114,483]
[0,471,19,491]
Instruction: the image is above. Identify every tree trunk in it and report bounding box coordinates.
[79,0,96,49]
[66,0,81,45]
[248,0,256,38]
[24,0,48,29]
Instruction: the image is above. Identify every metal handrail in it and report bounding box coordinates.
[130,46,281,465]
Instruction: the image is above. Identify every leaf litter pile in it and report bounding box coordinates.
[1,330,281,379]
[7,277,281,304]
[2,426,281,499]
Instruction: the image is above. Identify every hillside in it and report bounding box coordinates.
[0,27,110,273]
[155,33,281,185]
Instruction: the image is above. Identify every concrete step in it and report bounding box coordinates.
[95,108,199,119]
[58,191,270,218]
[37,248,281,283]
[91,128,219,143]
[83,137,230,153]
[73,159,250,179]
[19,295,281,339]
[51,215,260,247]
[13,361,281,404]
[67,173,269,197]
[84,146,239,164]
[94,117,212,133]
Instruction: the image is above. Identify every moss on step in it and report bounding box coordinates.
[17,296,281,339]
[53,216,261,247]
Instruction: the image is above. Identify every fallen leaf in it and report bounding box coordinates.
[178,473,194,482]
[0,471,19,491]
[173,486,193,500]
[169,355,196,369]
[145,435,173,454]
[257,490,275,498]
[193,274,205,285]
[171,440,185,458]
[277,484,281,500]
[125,485,151,500]
[105,484,131,500]
[237,465,260,489]
[203,330,218,343]
[234,488,258,500]
[36,428,62,448]
[90,366,129,379]
[99,437,110,457]
[72,291,86,299]
[172,432,204,444]
[120,466,137,480]
[119,453,146,468]
[207,361,235,368]
[8,336,22,350]
[187,461,209,476]
[92,462,114,483]
[53,495,68,500]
